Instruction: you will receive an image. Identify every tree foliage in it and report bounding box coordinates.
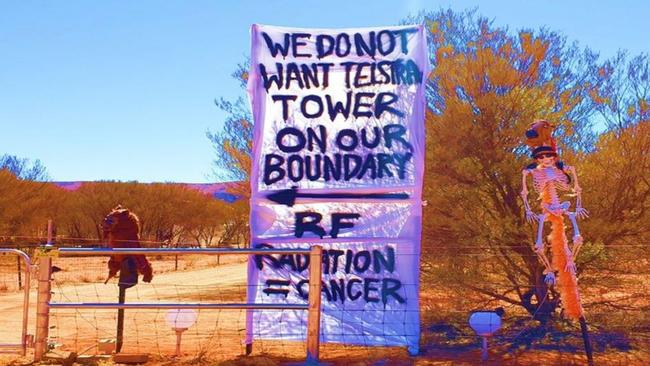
[207,63,253,185]
[0,156,57,240]
[1,154,49,181]
[0,179,245,249]
[0,169,60,239]
[56,182,239,246]
[418,9,649,319]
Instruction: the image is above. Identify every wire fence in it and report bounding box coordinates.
[47,258,251,361]
[1,240,650,364]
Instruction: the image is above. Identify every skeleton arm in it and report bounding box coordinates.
[565,165,589,219]
[564,165,587,263]
[521,168,555,284]
[520,169,536,222]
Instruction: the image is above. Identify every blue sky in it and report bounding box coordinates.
[1,1,648,183]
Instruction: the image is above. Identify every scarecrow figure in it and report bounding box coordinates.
[102,205,153,353]
[102,205,153,284]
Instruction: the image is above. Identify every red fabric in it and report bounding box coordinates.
[540,192,583,320]
[103,208,153,283]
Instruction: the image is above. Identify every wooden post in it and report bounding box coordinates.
[306,245,322,363]
[34,220,54,361]
[116,287,126,353]
[47,220,53,244]
[16,254,22,290]
[115,256,138,353]
[174,242,179,271]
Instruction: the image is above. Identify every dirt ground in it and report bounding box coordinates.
[1,255,649,365]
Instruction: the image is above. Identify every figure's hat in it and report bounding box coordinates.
[531,145,557,158]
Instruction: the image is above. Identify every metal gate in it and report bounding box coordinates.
[0,249,32,355]
[34,246,323,363]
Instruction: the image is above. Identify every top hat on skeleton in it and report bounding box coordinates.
[531,145,557,159]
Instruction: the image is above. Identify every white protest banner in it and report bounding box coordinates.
[246,24,429,354]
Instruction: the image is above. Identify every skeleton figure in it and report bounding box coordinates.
[520,121,588,286]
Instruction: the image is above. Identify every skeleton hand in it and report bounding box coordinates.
[525,210,536,223]
[564,249,577,274]
[575,207,589,219]
[565,259,577,274]
[572,235,583,258]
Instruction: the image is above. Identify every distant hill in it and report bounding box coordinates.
[52,181,241,203]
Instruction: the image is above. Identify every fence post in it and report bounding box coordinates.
[306,245,322,363]
[20,250,31,356]
[34,220,54,361]
[16,254,22,290]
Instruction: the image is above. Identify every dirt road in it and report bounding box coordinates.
[0,261,250,357]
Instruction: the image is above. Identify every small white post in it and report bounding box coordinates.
[174,328,186,356]
[468,309,503,364]
[481,336,488,361]
[165,309,197,357]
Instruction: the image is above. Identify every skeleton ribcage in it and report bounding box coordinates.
[531,167,571,195]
